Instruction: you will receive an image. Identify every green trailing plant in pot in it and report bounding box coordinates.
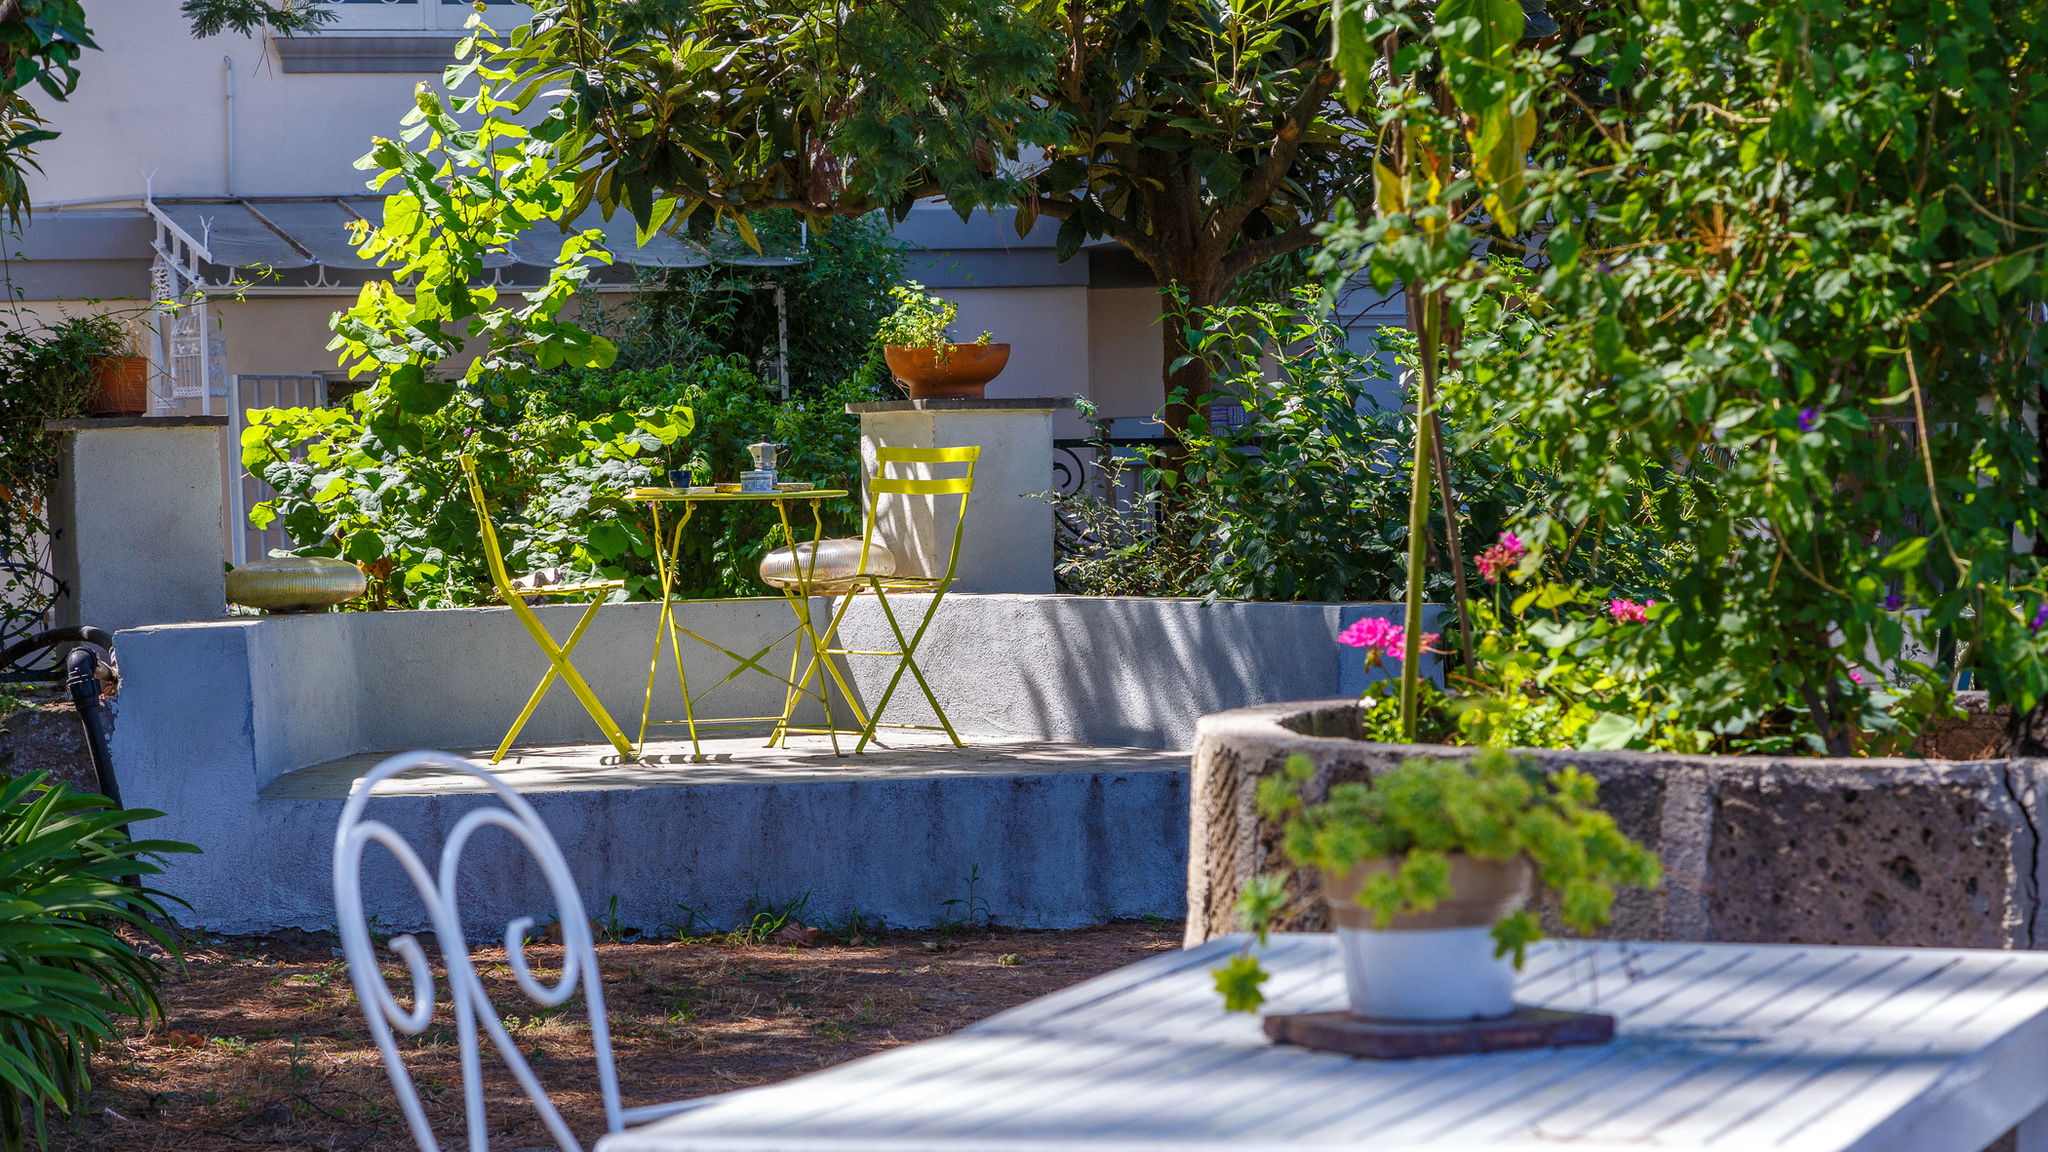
[1215,749,1659,1021]
[876,282,1007,400]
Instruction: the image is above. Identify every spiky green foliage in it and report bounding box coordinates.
[0,772,193,1149]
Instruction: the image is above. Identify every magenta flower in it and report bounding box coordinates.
[1475,530,1529,584]
[1608,598,1654,625]
[1338,618,1438,662]
[1339,616,1401,651]
[1849,669,1865,684]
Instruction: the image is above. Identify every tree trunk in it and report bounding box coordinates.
[1159,294,1209,448]
[1154,274,1221,477]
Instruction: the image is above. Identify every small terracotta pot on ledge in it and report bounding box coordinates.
[884,342,1011,400]
[88,355,149,416]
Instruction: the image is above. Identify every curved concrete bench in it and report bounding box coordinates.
[1186,698,2046,952]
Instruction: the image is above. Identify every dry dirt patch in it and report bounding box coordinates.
[54,920,1183,1152]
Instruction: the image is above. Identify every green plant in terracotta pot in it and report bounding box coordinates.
[877,282,1008,400]
[1215,748,1659,1021]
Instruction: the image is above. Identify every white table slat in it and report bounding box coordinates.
[597,936,2048,1152]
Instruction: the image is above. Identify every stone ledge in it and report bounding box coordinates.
[45,416,229,430]
[1185,699,2046,953]
[845,397,1076,414]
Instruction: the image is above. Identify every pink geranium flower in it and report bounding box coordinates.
[1475,531,1529,584]
[1338,617,1437,662]
[1338,616,1400,651]
[1608,598,1654,624]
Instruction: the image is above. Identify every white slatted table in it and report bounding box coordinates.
[596,934,2048,1151]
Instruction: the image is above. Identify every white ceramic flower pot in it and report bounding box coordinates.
[1323,853,1533,1022]
[1335,923,1516,1021]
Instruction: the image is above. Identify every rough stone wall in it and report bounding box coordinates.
[1915,690,2009,760]
[1186,699,2046,952]
[0,696,102,795]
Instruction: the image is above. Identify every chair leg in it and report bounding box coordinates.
[512,596,636,762]
[894,589,962,745]
[854,587,960,754]
[496,665,556,764]
[773,589,869,749]
[498,594,612,763]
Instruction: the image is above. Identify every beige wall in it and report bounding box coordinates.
[938,286,1094,438]
[26,4,437,204]
[1087,287,1167,430]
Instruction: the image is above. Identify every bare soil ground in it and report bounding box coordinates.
[52,920,1183,1152]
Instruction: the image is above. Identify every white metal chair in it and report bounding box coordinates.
[333,750,699,1151]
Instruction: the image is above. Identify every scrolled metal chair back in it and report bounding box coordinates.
[333,750,625,1152]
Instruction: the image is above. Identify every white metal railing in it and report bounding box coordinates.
[226,374,329,566]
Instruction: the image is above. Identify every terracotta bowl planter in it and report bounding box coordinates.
[88,355,149,416]
[883,343,1011,399]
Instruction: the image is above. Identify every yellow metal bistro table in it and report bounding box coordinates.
[630,487,862,757]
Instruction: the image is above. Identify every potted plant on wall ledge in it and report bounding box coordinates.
[878,282,1009,400]
[1214,748,1660,1021]
[87,316,149,417]
[25,313,150,417]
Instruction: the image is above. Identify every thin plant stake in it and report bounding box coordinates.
[1400,290,1440,738]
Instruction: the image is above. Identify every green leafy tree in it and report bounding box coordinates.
[491,0,1369,434]
[241,22,683,606]
[1454,0,2048,754]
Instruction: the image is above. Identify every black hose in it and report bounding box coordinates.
[63,647,119,809]
[0,626,114,673]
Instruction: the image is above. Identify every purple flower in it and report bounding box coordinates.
[1883,594,1903,611]
[1798,407,1819,432]
[2033,603,2048,632]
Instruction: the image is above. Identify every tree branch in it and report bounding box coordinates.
[1202,67,1340,265]
[1213,222,1321,288]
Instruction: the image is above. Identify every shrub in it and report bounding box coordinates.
[1375,0,2048,753]
[521,358,882,598]
[0,772,192,1149]
[1051,287,1674,606]
[596,210,907,397]
[245,395,692,609]
[0,311,147,656]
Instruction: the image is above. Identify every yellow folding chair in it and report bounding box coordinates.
[458,454,636,763]
[761,446,978,753]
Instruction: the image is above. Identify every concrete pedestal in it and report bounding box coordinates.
[846,397,1071,594]
[45,416,228,633]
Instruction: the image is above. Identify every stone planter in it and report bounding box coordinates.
[1326,854,1531,1020]
[225,556,366,613]
[1187,699,2048,952]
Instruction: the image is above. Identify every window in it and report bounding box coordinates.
[327,0,529,32]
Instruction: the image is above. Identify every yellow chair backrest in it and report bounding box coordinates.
[861,446,980,581]
[457,453,520,599]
